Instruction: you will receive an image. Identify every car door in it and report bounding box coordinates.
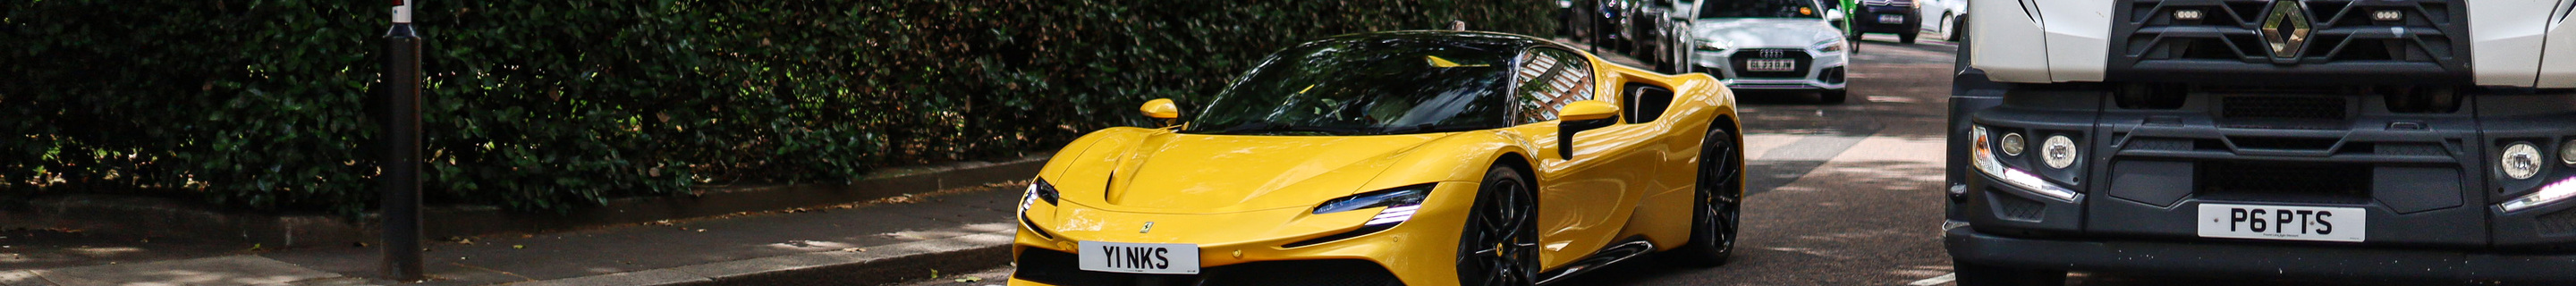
[1505,47,1664,267]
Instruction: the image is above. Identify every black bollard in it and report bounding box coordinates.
[380,0,426,282]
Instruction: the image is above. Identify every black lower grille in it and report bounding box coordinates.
[2223,97,2347,120]
[2198,162,2372,205]
[1729,48,1812,79]
[1994,191,2046,221]
[2541,209,2576,236]
[1014,248,1406,286]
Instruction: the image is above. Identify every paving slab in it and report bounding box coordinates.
[33,256,342,286]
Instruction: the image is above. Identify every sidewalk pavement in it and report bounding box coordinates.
[1,184,1024,286]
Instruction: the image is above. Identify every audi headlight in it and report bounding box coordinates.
[1973,126,2080,202]
[1814,40,1846,53]
[1020,179,1060,214]
[1314,183,1436,226]
[2504,142,2544,180]
[1698,38,1735,51]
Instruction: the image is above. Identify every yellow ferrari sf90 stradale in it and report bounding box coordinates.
[1009,30,1745,286]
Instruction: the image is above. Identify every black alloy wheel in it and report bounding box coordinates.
[1670,125,1742,265]
[1458,165,1540,286]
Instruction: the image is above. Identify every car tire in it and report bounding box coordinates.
[1821,89,1850,104]
[1666,125,1741,266]
[1900,30,1919,44]
[1950,16,1968,42]
[1457,165,1540,286]
[1953,259,2066,286]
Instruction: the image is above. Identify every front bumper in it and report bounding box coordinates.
[1947,226,2576,282]
[1695,47,1849,90]
[1008,182,1482,286]
[1948,86,2576,282]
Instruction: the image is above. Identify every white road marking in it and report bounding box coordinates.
[1907,273,1957,286]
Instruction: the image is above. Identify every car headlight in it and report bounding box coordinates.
[2504,142,2544,180]
[1973,126,2080,202]
[1020,179,1061,214]
[1313,183,1436,226]
[1698,38,1734,51]
[1814,40,1845,53]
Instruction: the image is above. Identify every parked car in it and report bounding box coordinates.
[1006,30,1749,286]
[1628,0,1700,74]
[1913,0,1965,42]
[1690,0,1852,103]
[1849,0,1920,43]
[1815,0,1864,53]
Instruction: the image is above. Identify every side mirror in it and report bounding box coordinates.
[1825,10,1845,21]
[1140,98,1181,127]
[1556,100,1621,159]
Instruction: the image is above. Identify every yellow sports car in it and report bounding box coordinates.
[1009,30,1744,286]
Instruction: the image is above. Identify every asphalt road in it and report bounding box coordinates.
[889,37,2393,286]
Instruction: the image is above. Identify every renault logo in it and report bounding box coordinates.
[2260,0,2314,61]
[1140,222,1155,233]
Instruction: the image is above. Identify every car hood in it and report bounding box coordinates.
[1068,132,1455,214]
[1691,18,1843,48]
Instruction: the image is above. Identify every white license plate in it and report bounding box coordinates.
[1077,241,1200,274]
[1879,14,1906,23]
[1745,59,1796,72]
[2196,203,2366,242]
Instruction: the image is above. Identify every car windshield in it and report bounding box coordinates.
[1180,38,1516,136]
[1700,0,1823,19]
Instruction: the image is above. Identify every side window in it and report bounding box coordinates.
[1512,48,1596,124]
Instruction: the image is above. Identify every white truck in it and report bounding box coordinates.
[1945,0,2576,284]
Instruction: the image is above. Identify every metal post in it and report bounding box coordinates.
[380,0,426,282]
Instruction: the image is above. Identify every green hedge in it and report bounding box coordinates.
[0,0,1554,214]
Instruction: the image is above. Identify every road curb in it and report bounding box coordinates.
[0,154,1049,249]
[506,228,1017,286]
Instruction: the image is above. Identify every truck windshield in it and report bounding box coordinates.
[1179,38,1516,136]
[1700,0,1823,19]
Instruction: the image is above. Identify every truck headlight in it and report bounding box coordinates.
[2042,135,2079,169]
[1973,126,2080,202]
[2504,142,2544,180]
[2561,139,2575,166]
[1999,132,2026,156]
[2501,177,2576,212]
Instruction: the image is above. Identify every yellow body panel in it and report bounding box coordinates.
[1010,32,1741,286]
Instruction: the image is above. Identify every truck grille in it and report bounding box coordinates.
[2222,96,2346,120]
[2108,0,2470,83]
[2198,162,2372,205]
